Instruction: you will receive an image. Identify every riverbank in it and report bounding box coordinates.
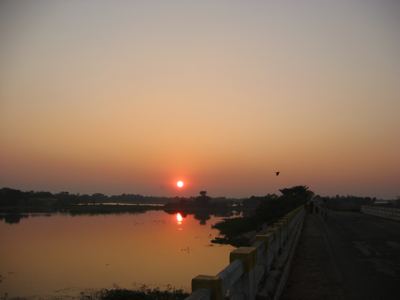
[211,186,313,246]
[80,287,189,300]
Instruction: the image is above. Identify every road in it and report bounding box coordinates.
[281,210,400,300]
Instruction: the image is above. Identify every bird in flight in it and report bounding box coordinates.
[275,171,280,176]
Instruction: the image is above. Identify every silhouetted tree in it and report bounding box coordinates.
[195,191,210,206]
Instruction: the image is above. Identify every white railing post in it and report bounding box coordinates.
[255,232,275,272]
[361,205,400,221]
[186,205,307,300]
[230,247,258,300]
[192,275,223,300]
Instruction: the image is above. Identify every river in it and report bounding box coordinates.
[0,210,234,298]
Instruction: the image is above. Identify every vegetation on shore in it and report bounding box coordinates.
[0,187,169,210]
[212,186,314,246]
[2,186,390,228]
[0,187,238,213]
[0,187,240,224]
[80,287,189,300]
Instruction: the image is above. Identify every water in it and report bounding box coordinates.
[0,211,234,298]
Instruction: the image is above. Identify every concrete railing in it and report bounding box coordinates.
[186,206,306,300]
[361,205,400,221]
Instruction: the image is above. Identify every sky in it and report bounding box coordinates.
[1,0,399,198]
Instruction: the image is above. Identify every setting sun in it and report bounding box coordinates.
[176,180,184,188]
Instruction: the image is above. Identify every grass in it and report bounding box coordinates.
[80,287,189,300]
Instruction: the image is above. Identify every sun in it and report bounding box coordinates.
[176,180,184,188]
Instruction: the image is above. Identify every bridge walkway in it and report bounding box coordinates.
[281,211,400,300]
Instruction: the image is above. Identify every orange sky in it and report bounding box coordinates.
[1,0,399,198]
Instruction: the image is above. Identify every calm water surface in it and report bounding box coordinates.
[0,211,234,298]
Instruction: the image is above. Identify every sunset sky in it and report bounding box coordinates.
[1,0,399,198]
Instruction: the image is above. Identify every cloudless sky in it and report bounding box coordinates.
[1,0,399,198]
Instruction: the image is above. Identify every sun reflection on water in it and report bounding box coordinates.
[176,212,183,225]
